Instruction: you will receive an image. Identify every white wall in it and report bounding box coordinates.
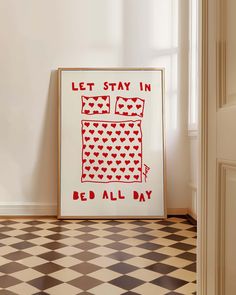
[0,0,190,215]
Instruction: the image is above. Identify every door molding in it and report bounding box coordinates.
[199,0,208,294]
[216,0,236,108]
[217,161,236,295]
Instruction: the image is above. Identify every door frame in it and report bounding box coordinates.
[198,0,208,293]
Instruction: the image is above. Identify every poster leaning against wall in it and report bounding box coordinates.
[58,68,166,218]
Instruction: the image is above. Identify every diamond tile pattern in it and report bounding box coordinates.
[0,217,196,294]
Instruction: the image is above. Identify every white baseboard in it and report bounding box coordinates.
[0,202,57,216]
[187,208,197,221]
[0,203,189,218]
[167,208,188,215]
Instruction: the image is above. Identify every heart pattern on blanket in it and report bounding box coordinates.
[81,120,142,183]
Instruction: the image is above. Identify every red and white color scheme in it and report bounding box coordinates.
[81,120,142,183]
[115,96,145,117]
[59,69,165,218]
[81,95,110,115]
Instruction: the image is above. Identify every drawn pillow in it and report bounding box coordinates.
[81,95,110,115]
[115,96,145,117]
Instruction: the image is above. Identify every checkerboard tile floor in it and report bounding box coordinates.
[0,217,196,294]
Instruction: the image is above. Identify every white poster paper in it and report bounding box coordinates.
[59,68,165,218]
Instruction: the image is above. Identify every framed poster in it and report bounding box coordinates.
[58,68,166,219]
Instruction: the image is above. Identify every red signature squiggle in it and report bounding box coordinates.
[143,164,150,182]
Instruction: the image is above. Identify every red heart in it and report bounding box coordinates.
[120,123,125,128]
[85,137,90,142]
[98,174,104,179]
[89,145,94,150]
[111,153,117,158]
[102,138,108,143]
[125,175,130,180]
[82,159,87,163]
[116,160,121,165]
[115,131,121,135]
[120,153,126,158]
[111,168,117,172]
[133,130,139,135]
[98,104,103,108]
[136,104,142,109]
[89,159,95,164]
[85,166,90,171]
[132,98,137,103]
[98,130,104,135]
[123,112,128,115]
[102,96,108,100]
[93,123,98,128]
[101,167,107,172]
[138,167,142,171]
[107,131,112,136]
[111,124,116,128]
[93,167,99,171]
[94,152,99,157]
[89,174,95,179]
[82,130,86,134]
[107,146,112,151]
[134,160,139,165]
[133,146,139,150]
[129,168,134,172]
[94,137,99,142]
[89,103,94,107]
[107,161,112,165]
[115,146,121,151]
[107,175,112,180]
[125,160,130,165]
[102,123,108,128]
[134,175,139,179]
[85,122,90,127]
[120,168,125,172]
[98,145,103,150]
[82,174,86,178]
[102,152,108,157]
[98,160,104,164]
[116,175,121,180]
[138,138,142,142]
[124,131,130,135]
[129,138,135,142]
[118,104,124,109]
[84,110,90,114]
[124,146,130,151]
[93,111,99,114]
[93,97,99,101]
[129,153,135,158]
[120,138,126,142]
[111,138,117,142]
[129,123,134,128]
[85,152,90,156]
[83,144,86,149]
[127,105,133,110]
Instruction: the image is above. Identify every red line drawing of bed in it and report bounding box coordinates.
[81,120,143,183]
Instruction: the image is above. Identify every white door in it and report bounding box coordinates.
[201,0,236,294]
